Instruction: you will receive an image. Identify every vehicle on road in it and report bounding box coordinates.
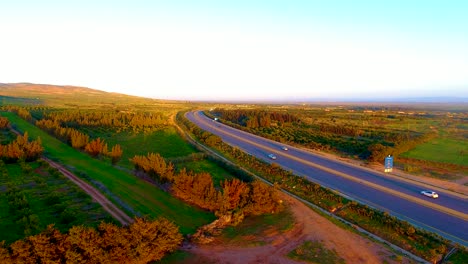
[281,146,288,151]
[268,154,277,160]
[421,190,439,198]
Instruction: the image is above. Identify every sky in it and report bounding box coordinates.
[1,0,467,101]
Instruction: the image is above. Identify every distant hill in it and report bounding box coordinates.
[0,83,182,108]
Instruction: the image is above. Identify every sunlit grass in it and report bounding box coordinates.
[401,137,467,166]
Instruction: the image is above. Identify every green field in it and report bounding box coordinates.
[91,127,198,169]
[84,121,237,186]
[0,161,113,244]
[401,137,467,166]
[2,111,215,234]
[181,159,235,187]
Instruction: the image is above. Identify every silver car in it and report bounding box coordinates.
[421,190,439,199]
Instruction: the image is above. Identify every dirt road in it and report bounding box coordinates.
[9,127,133,225]
[42,157,133,225]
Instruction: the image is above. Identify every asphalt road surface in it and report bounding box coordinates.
[186,110,468,246]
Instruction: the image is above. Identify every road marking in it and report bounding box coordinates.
[192,112,468,222]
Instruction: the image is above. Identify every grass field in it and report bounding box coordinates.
[1,111,215,234]
[0,161,113,244]
[91,127,198,169]
[181,159,235,187]
[86,124,237,186]
[401,137,467,166]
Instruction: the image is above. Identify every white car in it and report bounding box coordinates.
[281,146,288,151]
[268,154,277,160]
[421,190,439,199]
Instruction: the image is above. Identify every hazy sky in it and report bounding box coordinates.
[1,0,467,101]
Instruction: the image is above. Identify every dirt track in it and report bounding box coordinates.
[186,193,416,264]
[42,157,133,225]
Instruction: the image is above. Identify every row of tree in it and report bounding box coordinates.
[35,119,123,164]
[0,133,43,162]
[211,108,300,128]
[40,109,168,132]
[130,152,282,220]
[0,218,182,264]
[2,106,32,121]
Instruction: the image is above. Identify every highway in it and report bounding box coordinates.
[186,110,468,246]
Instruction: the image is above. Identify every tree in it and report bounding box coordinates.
[65,225,106,263]
[98,222,131,263]
[70,130,89,149]
[245,181,281,215]
[108,144,123,165]
[0,132,43,162]
[130,153,174,181]
[84,138,108,157]
[127,218,183,263]
[0,241,13,264]
[0,117,10,129]
[219,179,249,214]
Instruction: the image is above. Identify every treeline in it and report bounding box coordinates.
[36,119,123,164]
[177,111,459,263]
[130,153,282,221]
[0,133,43,162]
[3,107,123,164]
[0,218,182,264]
[365,131,437,162]
[211,108,300,128]
[2,106,32,121]
[40,110,168,132]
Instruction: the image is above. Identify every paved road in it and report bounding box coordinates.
[187,110,468,246]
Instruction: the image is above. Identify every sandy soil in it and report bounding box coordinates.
[185,193,416,264]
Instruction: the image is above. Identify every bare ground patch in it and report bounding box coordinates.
[184,193,415,264]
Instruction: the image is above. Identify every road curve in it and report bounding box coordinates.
[186,110,468,246]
